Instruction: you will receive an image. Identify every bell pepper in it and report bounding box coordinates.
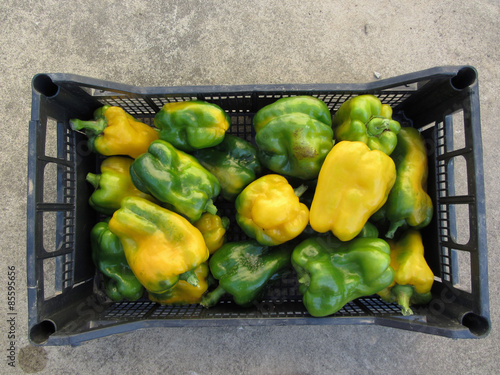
[194,213,230,255]
[129,140,221,223]
[192,134,262,201]
[378,229,434,315]
[86,156,156,215]
[357,221,379,238]
[292,236,395,317]
[253,96,334,180]
[108,196,210,294]
[382,127,434,239]
[310,141,396,241]
[235,174,309,246]
[200,240,293,308]
[332,95,401,155]
[154,100,231,152]
[148,263,210,305]
[90,220,144,302]
[70,105,159,159]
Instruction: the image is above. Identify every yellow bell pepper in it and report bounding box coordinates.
[194,213,230,254]
[148,263,210,305]
[235,174,309,246]
[108,196,209,294]
[310,141,396,241]
[70,105,159,159]
[378,229,434,315]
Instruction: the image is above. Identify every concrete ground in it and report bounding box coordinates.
[1,0,499,373]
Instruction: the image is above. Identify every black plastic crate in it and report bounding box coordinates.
[27,66,490,345]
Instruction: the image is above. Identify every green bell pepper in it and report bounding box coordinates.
[154,100,231,152]
[192,134,262,201]
[253,96,334,180]
[86,156,155,215]
[332,94,401,155]
[356,221,379,238]
[130,140,221,222]
[292,236,395,317]
[91,220,144,302]
[200,240,293,308]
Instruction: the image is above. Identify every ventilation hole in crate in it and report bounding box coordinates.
[449,204,470,246]
[452,249,472,293]
[29,320,56,344]
[43,163,58,203]
[43,256,62,299]
[447,155,468,197]
[42,211,60,253]
[45,117,59,158]
[419,122,435,133]
[358,297,402,314]
[103,301,155,319]
[450,111,466,151]
[33,74,59,97]
[43,163,72,203]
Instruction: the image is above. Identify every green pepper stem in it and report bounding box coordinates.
[179,270,199,287]
[393,284,414,316]
[200,284,226,308]
[385,219,406,239]
[294,184,308,199]
[86,173,101,189]
[221,216,230,230]
[205,199,218,216]
[69,118,107,135]
[366,116,390,137]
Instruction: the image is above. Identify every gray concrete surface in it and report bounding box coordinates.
[1,0,499,373]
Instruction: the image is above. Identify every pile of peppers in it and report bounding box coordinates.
[74,94,435,317]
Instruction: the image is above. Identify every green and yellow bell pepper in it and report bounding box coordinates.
[200,240,293,308]
[378,229,434,315]
[253,96,334,180]
[332,95,401,155]
[86,156,155,215]
[192,134,262,201]
[382,127,434,239]
[130,139,221,223]
[90,220,144,302]
[235,174,309,246]
[154,100,231,152]
[108,196,209,294]
[70,105,159,159]
[148,263,210,305]
[292,235,395,317]
[194,213,230,255]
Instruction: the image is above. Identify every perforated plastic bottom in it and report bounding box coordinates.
[101,295,403,322]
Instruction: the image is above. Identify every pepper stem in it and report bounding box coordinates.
[200,284,227,308]
[179,269,199,287]
[393,284,415,316]
[385,219,406,239]
[366,116,390,137]
[86,173,101,189]
[294,184,308,198]
[221,216,230,230]
[69,118,107,136]
[205,199,218,216]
